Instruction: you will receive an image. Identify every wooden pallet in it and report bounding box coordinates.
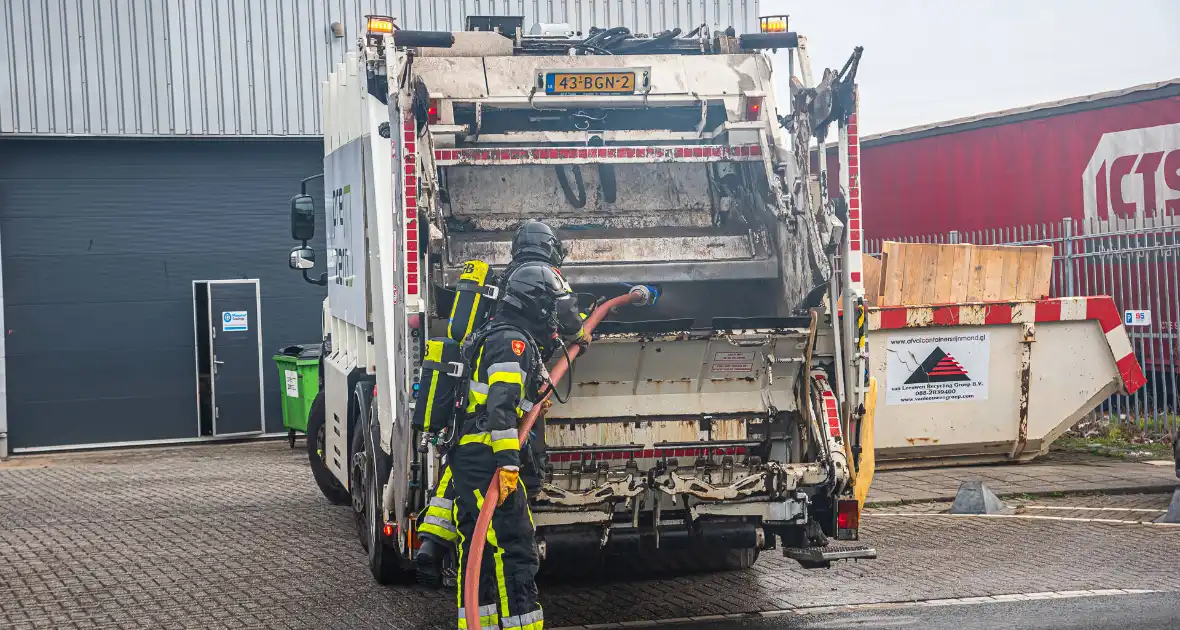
[871,242,1053,306]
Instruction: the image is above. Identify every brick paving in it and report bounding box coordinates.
[869,450,1178,505]
[1,442,1179,629]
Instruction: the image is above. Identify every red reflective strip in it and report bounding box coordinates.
[433,144,762,163]
[932,305,960,326]
[983,303,1013,325]
[1085,297,1121,333]
[823,393,841,438]
[850,271,861,283]
[849,240,861,251]
[1035,300,1062,322]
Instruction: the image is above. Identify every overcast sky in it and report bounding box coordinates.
[762,0,1180,136]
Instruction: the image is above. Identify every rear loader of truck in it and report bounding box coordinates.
[287,14,1143,589]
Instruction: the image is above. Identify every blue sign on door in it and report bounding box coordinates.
[222,311,248,332]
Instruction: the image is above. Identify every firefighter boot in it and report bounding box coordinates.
[414,536,445,588]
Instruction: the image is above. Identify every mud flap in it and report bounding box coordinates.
[852,377,877,510]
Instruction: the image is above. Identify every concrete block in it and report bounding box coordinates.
[1153,488,1180,524]
[949,481,1008,515]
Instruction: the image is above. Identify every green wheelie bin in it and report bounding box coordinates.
[274,344,321,448]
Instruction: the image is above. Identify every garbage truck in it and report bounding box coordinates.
[283,14,1144,586]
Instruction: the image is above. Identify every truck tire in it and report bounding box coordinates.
[351,427,370,553]
[353,410,412,585]
[721,547,759,570]
[306,393,350,506]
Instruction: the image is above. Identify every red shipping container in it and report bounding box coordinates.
[819,80,1180,239]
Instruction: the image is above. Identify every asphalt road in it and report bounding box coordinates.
[656,592,1180,630]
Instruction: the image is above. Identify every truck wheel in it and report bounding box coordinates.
[306,393,350,506]
[353,414,412,585]
[722,547,759,570]
[351,427,370,553]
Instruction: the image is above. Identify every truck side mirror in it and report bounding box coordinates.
[289,245,316,270]
[290,194,316,241]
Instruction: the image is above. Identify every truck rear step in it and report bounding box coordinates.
[785,543,878,568]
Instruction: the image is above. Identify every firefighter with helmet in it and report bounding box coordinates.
[450,261,578,630]
[414,220,586,587]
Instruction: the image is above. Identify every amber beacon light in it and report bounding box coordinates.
[759,15,789,33]
[366,15,395,35]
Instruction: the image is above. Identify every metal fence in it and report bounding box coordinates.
[865,217,1180,436]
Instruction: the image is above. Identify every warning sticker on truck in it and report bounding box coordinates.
[886,333,989,405]
[711,351,755,375]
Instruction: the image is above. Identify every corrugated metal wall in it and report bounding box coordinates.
[0,138,326,448]
[1,0,761,137]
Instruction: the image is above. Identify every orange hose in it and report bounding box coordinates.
[462,289,648,630]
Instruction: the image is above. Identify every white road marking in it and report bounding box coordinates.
[549,589,1164,629]
[1020,505,1166,513]
[869,512,1180,527]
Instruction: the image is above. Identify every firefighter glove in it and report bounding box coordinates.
[497,466,520,506]
[574,326,591,354]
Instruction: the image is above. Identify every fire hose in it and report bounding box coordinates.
[463,285,657,630]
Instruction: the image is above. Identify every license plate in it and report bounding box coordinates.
[545,71,637,95]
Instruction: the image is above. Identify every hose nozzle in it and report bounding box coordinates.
[628,284,660,307]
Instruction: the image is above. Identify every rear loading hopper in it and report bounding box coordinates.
[866,297,1146,467]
